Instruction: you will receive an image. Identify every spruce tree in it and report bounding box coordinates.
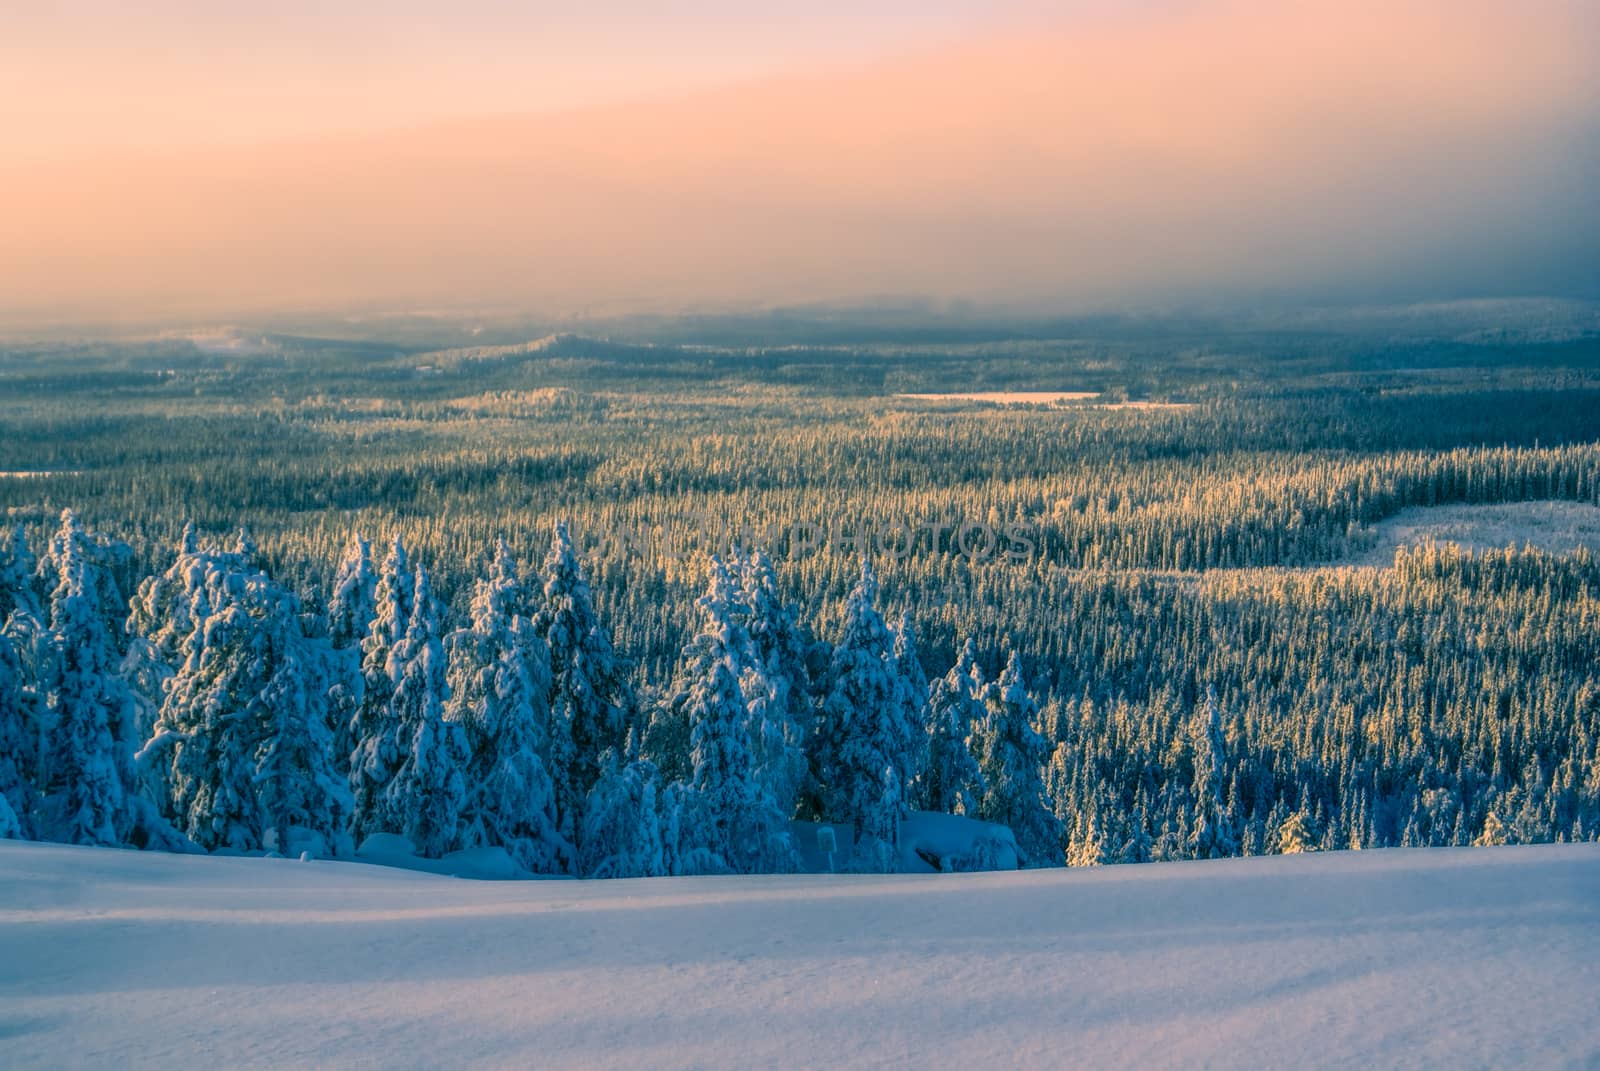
[973,651,1063,867]
[891,610,930,803]
[380,566,469,858]
[734,549,812,820]
[326,534,377,770]
[535,521,629,844]
[0,524,42,630]
[142,535,351,854]
[815,560,911,869]
[327,534,378,651]
[579,750,666,878]
[350,537,415,842]
[920,638,987,815]
[679,557,795,875]
[39,511,134,846]
[446,538,568,874]
[1188,686,1239,859]
[0,629,30,838]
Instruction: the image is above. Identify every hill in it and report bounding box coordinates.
[2,839,1595,1068]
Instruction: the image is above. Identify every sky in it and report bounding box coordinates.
[2,0,1596,325]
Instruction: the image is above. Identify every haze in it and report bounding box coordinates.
[3,0,1596,326]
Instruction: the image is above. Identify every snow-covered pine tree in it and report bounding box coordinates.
[1188,686,1239,859]
[350,536,416,841]
[815,560,911,869]
[326,534,377,768]
[733,549,812,820]
[578,750,666,878]
[0,524,43,629]
[1276,808,1314,854]
[920,639,987,815]
[973,651,1063,867]
[0,527,45,839]
[124,523,222,751]
[379,565,469,858]
[37,511,136,846]
[142,536,351,855]
[35,510,119,623]
[891,610,930,804]
[328,534,378,651]
[0,628,30,838]
[679,557,795,875]
[535,521,629,843]
[446,538,568,874]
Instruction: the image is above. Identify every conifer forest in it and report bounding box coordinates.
[3,313,1600,874]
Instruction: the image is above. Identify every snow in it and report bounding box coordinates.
[2,839,1596,1069]
[1350,500,1600,565]
[354,832,529,881]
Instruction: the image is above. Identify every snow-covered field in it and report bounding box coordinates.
[1351,500,1600,566]
[896,392,1193,410]
[3,841,1596,1070]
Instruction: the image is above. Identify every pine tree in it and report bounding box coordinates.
[327,534,378,650]
[535,521,629,843]
[891,610,930,802]
[733,549,812,821]
[38,511,132,846]
[1188,686,1239,860]
[446,538,568,874]
[973,651,1063,867]
[125,523,219,753]
[815,560,911,869]
[0,526,46,840]
[679,557,795,875]
[1276,809,1315,854]
[350,537,415,842]
[920,638,987,815]
[142,536,351,854]
[578,750,666,878]
[0,524,42,629]
[326,535,377,772]
[380,566,469,858]
[0,628,30,838]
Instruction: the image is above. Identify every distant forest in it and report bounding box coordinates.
[2,316,1598,870]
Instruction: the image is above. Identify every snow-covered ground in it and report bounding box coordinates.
[1350,500,1600,566]
[2,840,1596,1069]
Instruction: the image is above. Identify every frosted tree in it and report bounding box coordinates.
[36,509,128,634]
[327,534,378,651]
[578,750,666,878]
[0,629,31,838]
[379,566,469,858]
[0,524,42,629]
[446,538,568,874]
[815,560,911,869]
[678,557,795,875]
[1276,808,1315,854]
[535,521,629,840]
[37,511,141,846]
[0,527,45,838]
[733,549,812,820]
[973,651,1063,867]
[350,537,415,839]
[326,534,377,765]
[920,639,987,815]
[1188,686,1239,860]
[125,523,219,748]
[142,539,351,855]
[891,610,930,800]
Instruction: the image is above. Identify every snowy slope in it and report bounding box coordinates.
[1,840,1596,1070]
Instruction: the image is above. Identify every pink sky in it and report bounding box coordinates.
[2,0,1595,324]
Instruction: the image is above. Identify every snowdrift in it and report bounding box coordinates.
[791,811,1020,874]
[2,839,1596,1069]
